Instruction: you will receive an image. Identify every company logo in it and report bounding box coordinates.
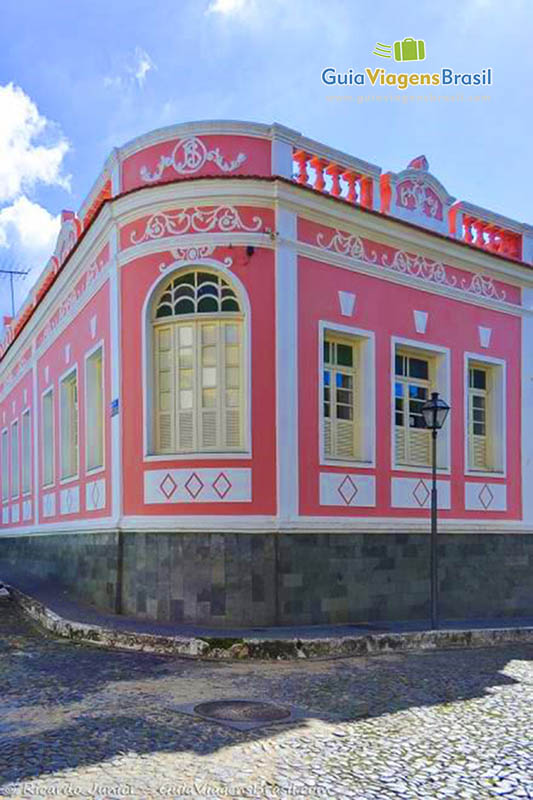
[321,37,492,91]
[373,38,426,62]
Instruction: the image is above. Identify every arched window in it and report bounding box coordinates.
[152,269,245,454]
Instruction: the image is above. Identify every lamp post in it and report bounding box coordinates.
[421,391,450,630]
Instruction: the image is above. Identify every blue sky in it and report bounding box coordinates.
[0,0,531,318]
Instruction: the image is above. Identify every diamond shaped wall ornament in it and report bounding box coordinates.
[91,482,101,508]
[159,473,177,500]
[413,479,430,507]
[213,472,232,499]
[478,483,494,509]
[338,475,358,505]
[185,472,204,499]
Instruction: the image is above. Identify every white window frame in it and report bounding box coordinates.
[1,427,9,503]
[41,385,55,489]
[142,264,252,461]
[464,352,506,478]
[59,365,79,484]
[21,407,31,497]
[319,321,375,468]
[11,419,19,499]
[391,336,451,474]
[84,341,105,475]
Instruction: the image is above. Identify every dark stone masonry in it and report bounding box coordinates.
[0,531,532,627]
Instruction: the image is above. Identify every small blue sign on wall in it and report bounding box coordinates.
[110,398,119,417]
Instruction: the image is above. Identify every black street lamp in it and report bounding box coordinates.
[421,391,451,630]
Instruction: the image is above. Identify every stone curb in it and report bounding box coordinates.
[4,583,533,661]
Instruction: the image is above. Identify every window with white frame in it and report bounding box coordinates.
[1,428,8,502]
[60,370,78,480]
[394,351,434,467]
[42,389,54,487]
[11,420,19,498]
[21,409,31,495]
[152,269,245,454]
[323,334,360,460]
[467,360,504,472]
[86,347,104,471]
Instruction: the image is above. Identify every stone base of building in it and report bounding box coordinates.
[0,530,532,627]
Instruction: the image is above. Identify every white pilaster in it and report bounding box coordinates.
[276,206,299,524]
[31,341,39,525]
[109,221,123,524]
[270,124,297,178]
[521,289,533,524]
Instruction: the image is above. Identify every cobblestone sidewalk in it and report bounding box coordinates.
[0,604,532,799]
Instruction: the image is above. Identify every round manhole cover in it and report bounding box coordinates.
[194,700,291,723]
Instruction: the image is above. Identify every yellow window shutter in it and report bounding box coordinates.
[156,327,174,452]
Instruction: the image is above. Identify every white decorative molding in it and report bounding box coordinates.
[319,473,376,507]
[42,492,56,518]
[140,136,247,183]
[90,315,97,339]
[461,274,506,301]
[22,500,32,521]
[413,310,428,334]
[2,506,9,524]
[338,291,356,317]
[316,229,513,304]
[86,478,106,511]
[158,247,234,273]
[11,400,15,414]
[23,389,28,405]
[130,205,263,245]
[36,252,110,357]
[11,504,19,523]
[144,468,252,504]
[465,482,506,511]
[479,326,492,348]
[60,486,80,515]
[64,344,71,364]
[44,366,50,383]
[391,477,451,509]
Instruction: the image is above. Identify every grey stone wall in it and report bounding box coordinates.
[0,529,532,627]
[0,531,119,612]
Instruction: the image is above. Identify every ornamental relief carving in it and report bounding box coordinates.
[130,205,264,245]
[316,228,508,301]
[140,135,247,183]
[398,179,441,218]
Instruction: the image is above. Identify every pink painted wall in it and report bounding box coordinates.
[297,245,522,519]
[120,244,277,516]
[35,280,112,523]
[0,366,34,528]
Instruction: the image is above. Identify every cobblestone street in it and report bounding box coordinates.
[0,604,532,799]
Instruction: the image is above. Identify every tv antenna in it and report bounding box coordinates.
[0,263,30,318]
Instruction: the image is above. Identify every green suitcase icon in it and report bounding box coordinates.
[393,38,426,62]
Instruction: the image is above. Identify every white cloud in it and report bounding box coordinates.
[0,83,70,204]
[133,47,156,87]
[104,47,157,90]
[0,84,69,318]
[206,0,253,13]
[0,196,60,260]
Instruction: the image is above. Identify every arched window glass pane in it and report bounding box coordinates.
[154,270,242,318]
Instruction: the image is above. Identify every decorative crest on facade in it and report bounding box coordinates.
[398,179,440,218]
[130,205,263,244]
[140,136,247,183]
[159,245,233,272]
